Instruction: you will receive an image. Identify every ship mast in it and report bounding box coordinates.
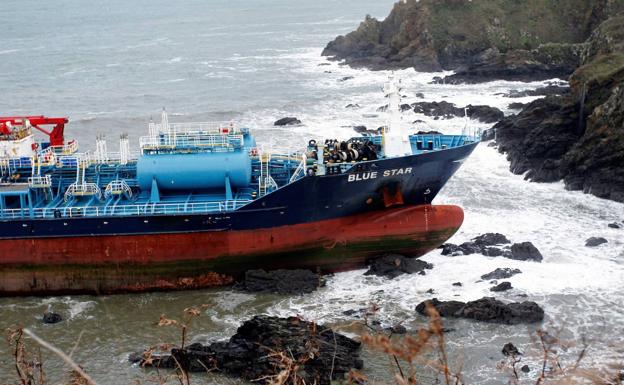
[383,75,412,157]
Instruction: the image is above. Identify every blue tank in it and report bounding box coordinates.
[137,150,251,191]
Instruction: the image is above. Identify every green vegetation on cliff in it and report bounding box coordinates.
[323,0,624,74]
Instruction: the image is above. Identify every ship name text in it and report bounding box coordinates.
[347,167,412,182]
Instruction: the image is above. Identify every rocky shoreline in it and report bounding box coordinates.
[322,0,624,203]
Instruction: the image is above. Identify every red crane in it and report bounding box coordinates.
[0,116,69,146]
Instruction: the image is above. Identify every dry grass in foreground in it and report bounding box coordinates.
[3,304,623,385]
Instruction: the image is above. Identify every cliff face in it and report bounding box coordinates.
[494,14,624,202]
[323,0,624,77]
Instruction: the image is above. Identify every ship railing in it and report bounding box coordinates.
[1,157,33,169]
[0,199,252,219]
[139,133,244,153]
[104,179,132,199]
[64,183,102,202]
[28,175,52,189]
[49,141,79,155]
[153,121,238,136]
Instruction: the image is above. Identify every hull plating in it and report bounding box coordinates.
[0,204,463,296]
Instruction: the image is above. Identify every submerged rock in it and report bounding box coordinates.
[490,282,513,292]
[481,268,522,280]
[521,365,531,373]
[585,237,608,247]
[416,297,544,325]
[274,117,302,126]
[241,269,323,294]
[42,312,63,324]
[364,254,433,279]
[136,315,362,384]
[502,342,522,356]
[608,222,621,229]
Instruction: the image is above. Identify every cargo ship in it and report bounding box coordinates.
[0,77,479,296]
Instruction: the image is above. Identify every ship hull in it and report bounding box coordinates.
[0,204,463,296]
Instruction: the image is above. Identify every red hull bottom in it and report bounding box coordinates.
[0,204,464,296]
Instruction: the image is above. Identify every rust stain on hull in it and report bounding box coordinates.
[0,204,464,296]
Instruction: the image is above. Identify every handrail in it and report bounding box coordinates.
[0,199,252,219]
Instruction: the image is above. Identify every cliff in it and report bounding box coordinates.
[494,14,624,202]
[323,0,624,81]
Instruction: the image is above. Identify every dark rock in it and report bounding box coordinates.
[390,324,407,334]
[425,288,435,295]
[342,309,358,316]
[502,342,522,356]
[318,63,331,66]
[339,76,354,82]
[585,237,608,247]
[504,85,571,98]
[608,222,621,229]
[418,270,426,276]
[483,247,504,257]
[415,92,425,98]
[434,45,581,84]
[509,242,543,262]
[521,364,531,373]
[452,282,462,287]
[417,297,544,324]
[364,254,433,279]
[490,282,513,292]
[139,316,362,384]
[354,125,382,135]
[241,269,323,294]
[415,130,442,135]
[481,268,522,280]
[416,298,465,317]
[42,312,62,324]
[481,128,496,141]
[412,101,504,123]
[345,103,361,109]
[274,117,302,126]
[508,102,527,110]
[474,233,511,246]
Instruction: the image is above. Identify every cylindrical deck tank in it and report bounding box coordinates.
[137,151,251,191]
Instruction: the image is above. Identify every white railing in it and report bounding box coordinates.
[0,200,252,219]
[139,133,244,152]
[28,175,52,188]
[50,141,79,155]
[64,183,102,202]
[104,179,132,198]
[153,121,238,136]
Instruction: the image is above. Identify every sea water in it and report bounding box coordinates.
[1,0,623,384]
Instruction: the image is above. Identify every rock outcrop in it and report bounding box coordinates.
[481,268,522,280]
[135,315,362,384]
[240,269,323,294]
[416,297,544,325]
[494,14,624,202]
[323,0,623,81]
[441,233,542,262]
[364,254,433,278]
[274,117,302,126]
[412,101,504,123]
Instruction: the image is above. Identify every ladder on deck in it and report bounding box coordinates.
[259,151,277,197]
